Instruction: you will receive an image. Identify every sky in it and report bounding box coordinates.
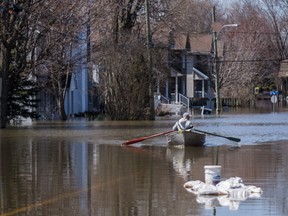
[218,0,237,8]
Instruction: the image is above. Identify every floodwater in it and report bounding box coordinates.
[0,108,288,215]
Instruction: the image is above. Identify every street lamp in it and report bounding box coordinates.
[212,23,238,114]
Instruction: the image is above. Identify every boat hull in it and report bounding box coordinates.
[165,130,205,147]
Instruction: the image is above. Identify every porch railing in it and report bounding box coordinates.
[170,93,190,107]
[154,94,170,109]
[156,93,192,108]
[179,93,190,108]
[195,91,208,98]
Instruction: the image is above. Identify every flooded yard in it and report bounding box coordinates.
[0,111,288,216]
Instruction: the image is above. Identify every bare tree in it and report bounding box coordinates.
[219,1,279,99]
[30,0,87,120]
[0,0,36,128]
[98,42,148,120]
[260,0,288,59]
[90,0,221,119]
[91,0,168,119]
[259,0,288,95]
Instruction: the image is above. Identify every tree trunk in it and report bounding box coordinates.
[58,98,67,121]
[0,47,11,128]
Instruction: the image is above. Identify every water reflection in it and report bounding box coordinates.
[165,143,288,215]
[166,147,208,181]
[0,139,287,215]
[166,146,263,211]
[0,112,288,215]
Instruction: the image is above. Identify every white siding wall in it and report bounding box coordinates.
[187,74,194,98]
[186,55,194,97]
[64,41,89,116]
[186,55,194,74]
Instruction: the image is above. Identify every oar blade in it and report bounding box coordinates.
[227,137,241,142]
[194,128,241,143]
[122,139,142,146]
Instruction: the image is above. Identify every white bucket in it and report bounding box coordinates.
[204,165,221,185]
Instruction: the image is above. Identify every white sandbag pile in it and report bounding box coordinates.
[184,176,262,195]
[184,177,263,210]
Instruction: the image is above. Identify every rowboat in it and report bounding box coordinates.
[165,130,205,147]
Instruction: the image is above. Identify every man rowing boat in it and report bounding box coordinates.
[172,112,194,131]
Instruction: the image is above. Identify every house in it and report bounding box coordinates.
[63,30,215,118]
[64,55,99,118]
[155,30,214,113]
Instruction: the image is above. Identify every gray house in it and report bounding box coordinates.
[156,31,214,113]
[64,62,98,117]
[63,38,100,118]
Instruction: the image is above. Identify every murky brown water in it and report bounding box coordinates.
[0,112,288,216]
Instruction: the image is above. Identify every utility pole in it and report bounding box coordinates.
[87,0,93,112]
[145,0,155,120]
[212,6,221,114]
[212,7,238,115]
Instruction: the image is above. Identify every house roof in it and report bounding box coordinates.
[169,33,212,53]
[279,59,288,77]
[170,67,184,77]
[152,27,212,53]
[172,32,190,50]
[170,67,208,80]
[193,67,209,80]
[190,35,212,54]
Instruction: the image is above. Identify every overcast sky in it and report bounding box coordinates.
[218,0,237,7]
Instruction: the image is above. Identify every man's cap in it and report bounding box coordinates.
[183,112,190,119]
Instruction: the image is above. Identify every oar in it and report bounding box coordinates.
[122,130,175,146]
[193,129,241,142]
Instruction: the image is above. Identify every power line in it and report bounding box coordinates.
[163,58,282,64]
[221,59,282,63]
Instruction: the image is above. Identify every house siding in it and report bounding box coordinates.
[187,74,194,97]
[279,60,288,77]
[64,64,89,116]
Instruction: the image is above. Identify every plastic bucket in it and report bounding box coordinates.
[204,165,221,185]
